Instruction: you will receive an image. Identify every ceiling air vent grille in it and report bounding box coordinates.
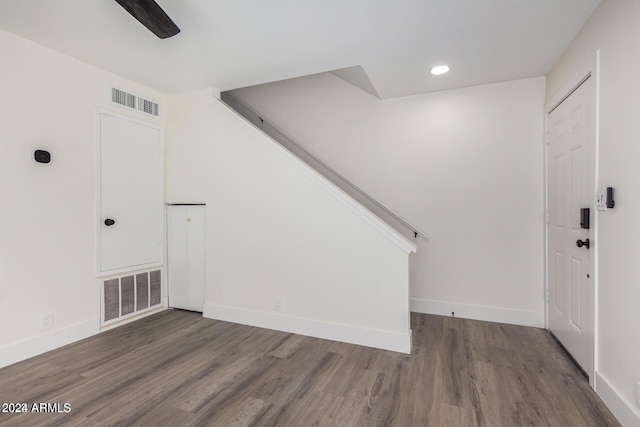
[111,87,160,117]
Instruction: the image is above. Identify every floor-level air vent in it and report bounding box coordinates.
[111,87,160,117]
[102,269,162,325]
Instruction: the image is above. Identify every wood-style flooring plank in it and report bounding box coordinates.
[0,309,621,427]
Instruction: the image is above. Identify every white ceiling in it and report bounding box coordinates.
[0,0,599,98]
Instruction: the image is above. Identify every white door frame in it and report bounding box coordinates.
[544,51,599,388]
[95,108,166,277]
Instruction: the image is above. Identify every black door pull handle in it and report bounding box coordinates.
[104,218,116,226]
[576,238,590,249]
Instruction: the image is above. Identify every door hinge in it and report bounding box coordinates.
[545,132,550,145]
[545,289,550,302]
[545,211,550,224]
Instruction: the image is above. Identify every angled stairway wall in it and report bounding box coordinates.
[221,92,427,243]
[226,73,547,328]
[165,89,416,353]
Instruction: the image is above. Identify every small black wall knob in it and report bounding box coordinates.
[34,150,51,164]
[104,218,116,226]
[576,238,590,249]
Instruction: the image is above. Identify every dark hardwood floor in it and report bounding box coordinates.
[0,310,619,426]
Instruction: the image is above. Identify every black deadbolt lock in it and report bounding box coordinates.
[580,208,590,229]
[104,218,115,226]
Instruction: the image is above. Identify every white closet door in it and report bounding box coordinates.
[99,113,164,273]
[167,205,205,312]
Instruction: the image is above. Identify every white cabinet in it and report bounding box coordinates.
[167,205,205,312]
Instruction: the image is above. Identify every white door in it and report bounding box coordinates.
[547,76,595,379]
[167,205,205,312]
[99,113,164,274]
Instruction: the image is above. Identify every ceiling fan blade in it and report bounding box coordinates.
[114,0,180,39]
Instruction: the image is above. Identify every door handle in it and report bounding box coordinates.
[576,238,590,249]
[104,218,116,226]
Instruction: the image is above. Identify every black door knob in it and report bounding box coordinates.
[576,238,590,249]
[104,218,116,226]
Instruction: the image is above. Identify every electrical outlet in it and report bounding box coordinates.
[636,380,640,408]
[275,297,285,312]
[41,312,53,330]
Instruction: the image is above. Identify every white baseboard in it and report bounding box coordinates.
[0,318,100,369]
[596,371,640,427]
[203,303,411,354]
[411,298,544,328]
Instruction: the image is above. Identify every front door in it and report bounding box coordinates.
[547,76,595,380]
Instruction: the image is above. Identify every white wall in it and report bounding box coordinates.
[229,74,546,327]
[0,29,165,367]
[165,89,414,353]
[547,1,640,424]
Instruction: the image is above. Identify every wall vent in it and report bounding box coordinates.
[102,269,162,325]
[112,88,136,109]
[111,87,160,117]
[137,97,159,116]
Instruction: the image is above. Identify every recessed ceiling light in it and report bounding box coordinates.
[430,65,450,75]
